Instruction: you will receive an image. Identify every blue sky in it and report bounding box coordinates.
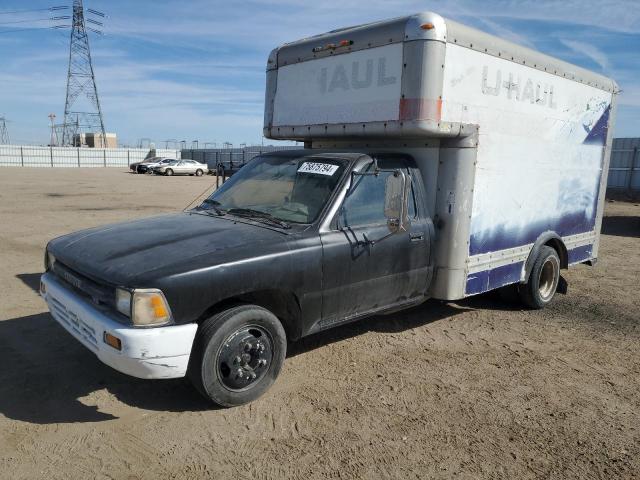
[0,0,638,146]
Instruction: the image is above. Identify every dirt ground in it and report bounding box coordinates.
[0,167,638,479]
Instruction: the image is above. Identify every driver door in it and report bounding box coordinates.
[319,156,431,327]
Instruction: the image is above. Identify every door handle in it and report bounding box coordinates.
[410,233,424,242]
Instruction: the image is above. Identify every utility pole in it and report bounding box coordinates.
[61,0,106,146]
[0,117,9,145]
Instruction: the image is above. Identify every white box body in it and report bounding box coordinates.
[264,12,618,299]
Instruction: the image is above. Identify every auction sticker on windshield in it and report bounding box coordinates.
[297,162,339,176]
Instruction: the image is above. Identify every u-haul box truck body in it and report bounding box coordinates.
[264,12,618,300]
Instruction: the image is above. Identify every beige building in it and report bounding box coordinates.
[73,132,117,148]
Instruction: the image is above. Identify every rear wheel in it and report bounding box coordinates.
[195,169,204,176]
[165,168,174,176]
[519,246,560,309]
[188,305,287,407]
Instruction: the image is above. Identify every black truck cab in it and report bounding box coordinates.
[41,150,435,406]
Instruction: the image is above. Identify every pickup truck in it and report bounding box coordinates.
[40,11,617,407]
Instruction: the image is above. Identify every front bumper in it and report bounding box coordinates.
[40,273,198,379]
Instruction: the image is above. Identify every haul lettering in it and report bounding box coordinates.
[319,58,396,94]
[481,66,557,109]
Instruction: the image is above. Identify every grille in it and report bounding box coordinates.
[50,295,98,350]
[51,261,114,307]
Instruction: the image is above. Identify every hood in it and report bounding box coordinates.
[48,213,289,286]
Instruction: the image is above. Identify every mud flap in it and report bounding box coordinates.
[557,275,568,295]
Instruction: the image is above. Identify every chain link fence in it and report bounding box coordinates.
[0,145,180,167]
[3,140,634,192]
[180,145,302,170]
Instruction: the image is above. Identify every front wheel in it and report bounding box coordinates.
[195,169,203,176]
[165,168,174,176]
[519,246,560,309]
[188,305,287,407]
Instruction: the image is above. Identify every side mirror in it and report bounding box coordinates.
[384,170,410,234]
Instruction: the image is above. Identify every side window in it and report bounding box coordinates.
[340,160,417,228]
[341,169,388,227]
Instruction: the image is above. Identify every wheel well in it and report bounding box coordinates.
[523,232,568,283]
[196,290,302,341]
[544,237,568,270]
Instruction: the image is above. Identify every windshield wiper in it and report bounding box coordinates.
[198,198,225,216]
[227,208,291,229]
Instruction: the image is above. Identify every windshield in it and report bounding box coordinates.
[198,155,347,224]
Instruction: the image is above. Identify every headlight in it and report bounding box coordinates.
[116,288,172,326]
[45,251,56,271]
[115,288,131,317]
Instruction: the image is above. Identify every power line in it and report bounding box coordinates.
[0,25,69,34]
[0,6,68,16]
[0,16,69,26]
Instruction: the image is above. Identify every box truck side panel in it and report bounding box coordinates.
[440,43,614,295]
[272,43,404,127]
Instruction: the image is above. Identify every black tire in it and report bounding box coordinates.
[165,168,173,176]
[195,169,203,176]
[519,246,560,309]
[188,304,287,407]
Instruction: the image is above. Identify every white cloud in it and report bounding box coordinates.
[102,0,640,38]
[614,76,640,107]
[1,0,639,143]
[475,17,537,49]
[560,39,611,72]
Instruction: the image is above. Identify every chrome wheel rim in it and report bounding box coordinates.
[538,256,559,300]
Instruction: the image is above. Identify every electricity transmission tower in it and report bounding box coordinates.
[0,117,9,144]
[48,113,59,146]
[61,0,106,146]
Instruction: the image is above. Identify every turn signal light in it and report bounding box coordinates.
[103,332,122,350]
[150,295,168,318]
[420,23,435,30]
